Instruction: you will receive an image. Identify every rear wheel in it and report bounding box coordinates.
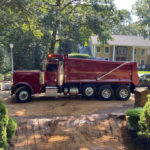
[116,85,130,100]
[98,85,114,100]
[15,87,31,103]
[82,84,96,99]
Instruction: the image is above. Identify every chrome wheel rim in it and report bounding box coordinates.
[119,89,129,99]
[85,87,94,96]
[19,91,29,101]
[102,89,111,99]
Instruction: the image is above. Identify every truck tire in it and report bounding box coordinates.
[98,85,114,101]
[15,87,31,103]
[116,85,130,101]
[82,84,96,99]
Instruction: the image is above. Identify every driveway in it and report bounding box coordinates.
[0,91,134,118]
[0,91,140,150]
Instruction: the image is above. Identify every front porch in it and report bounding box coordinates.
[92,45,135,62]
[111,45,135,62]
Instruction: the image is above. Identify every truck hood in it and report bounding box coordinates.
[13,70,42,85]
[14,70,41,73]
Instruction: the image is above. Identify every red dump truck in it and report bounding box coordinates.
[11,54,139,102]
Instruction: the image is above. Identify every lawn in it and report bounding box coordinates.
[138,71,150,74]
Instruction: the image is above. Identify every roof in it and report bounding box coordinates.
[91,35,150,47]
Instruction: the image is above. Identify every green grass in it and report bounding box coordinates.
[138,71,150,74]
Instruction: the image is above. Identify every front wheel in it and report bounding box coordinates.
[15,87,31,103]
[116,85,130,101]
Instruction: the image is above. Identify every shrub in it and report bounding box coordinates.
[7,118,17,139]
[68,53,90,59]
[0,101,17,149]
[0,101,8,149]
[138,101,150,139]
[126,107,143,131]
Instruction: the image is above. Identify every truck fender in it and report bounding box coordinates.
[11,82,33,95]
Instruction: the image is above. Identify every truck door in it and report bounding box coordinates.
[45,62,58,86]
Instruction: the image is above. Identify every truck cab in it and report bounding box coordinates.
[11,54,64,102]
[44,54,64,87]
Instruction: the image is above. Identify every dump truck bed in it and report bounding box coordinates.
[64,57,138,86]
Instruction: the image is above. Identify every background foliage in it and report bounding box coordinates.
[0,0,121,72]
[0,0,149,72]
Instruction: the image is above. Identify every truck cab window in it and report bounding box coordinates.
[46,64,58,71]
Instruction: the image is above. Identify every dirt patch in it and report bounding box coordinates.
[0,91,139,150]
[0,91,135,117]
[9,115,141,150]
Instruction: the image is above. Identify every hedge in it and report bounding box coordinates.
[0,101,17,149]
[68,53,90,59]
[0,101,8,149]
[138,100,150,139]
[7,118,17,139]
[126,107,143,131]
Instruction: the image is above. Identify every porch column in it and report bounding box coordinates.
[132,47,135,62]
[93,45,96,57]
[112,45,115,61]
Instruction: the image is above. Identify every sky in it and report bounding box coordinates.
[114,0,138,21]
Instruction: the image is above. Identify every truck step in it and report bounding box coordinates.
[46,86,58,89]
[45,86,58,95]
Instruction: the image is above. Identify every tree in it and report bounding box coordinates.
[133,0,150,38]
[0,49,4,73]
[0,0,120,53]
[0,0,121,71]
[111,9,139,36]
[112,22,141,35]
[43,0,120,52]
[119,9,132,25]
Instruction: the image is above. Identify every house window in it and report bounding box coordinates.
[148,49,150,55]
[97,46,100,53]
[141,49,145,55]
[105,47,109,53]
[134,49,137,55]
[104,58,109,60]
[141,60,145,66]
[117,47,127,55]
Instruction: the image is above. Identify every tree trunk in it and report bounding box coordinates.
[49,19,61,53]
[49,0,61,53]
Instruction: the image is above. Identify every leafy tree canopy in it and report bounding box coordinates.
[133,0,150,38]
[1,0,120,53]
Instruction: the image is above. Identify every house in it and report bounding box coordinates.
[79,46,92,56]
[89,35,150,69]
